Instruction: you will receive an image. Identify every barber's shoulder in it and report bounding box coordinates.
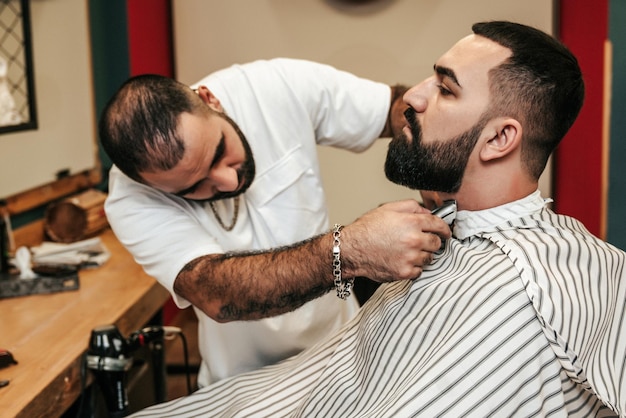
[108,166,173,201]
[108,165,143,190]
[267,57,343,75]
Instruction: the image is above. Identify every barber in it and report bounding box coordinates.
[100,58,451,386]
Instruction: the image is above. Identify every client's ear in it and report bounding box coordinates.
[479,118,522,162]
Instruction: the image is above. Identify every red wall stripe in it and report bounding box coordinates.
[126,0,174,77]
[125,0,177,323]
[555,0,608,237]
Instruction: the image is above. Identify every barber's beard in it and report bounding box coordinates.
[385,108,483,193]
[206,113,256,202]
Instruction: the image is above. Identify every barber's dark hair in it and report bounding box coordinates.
[472,21,584,180]
[98,74,210,182]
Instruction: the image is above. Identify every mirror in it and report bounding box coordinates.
[0,0,98,199]
[0,0,37,134]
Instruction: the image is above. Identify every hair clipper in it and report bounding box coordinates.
[431,200,457,225]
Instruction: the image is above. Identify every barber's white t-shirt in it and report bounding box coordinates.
[105,58,391,386]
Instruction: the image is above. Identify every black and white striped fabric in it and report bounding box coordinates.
[132,191,625,417]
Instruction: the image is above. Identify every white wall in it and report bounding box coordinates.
[173,0,554,224]
[0,0,97,198]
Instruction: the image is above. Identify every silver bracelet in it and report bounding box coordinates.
[332,224,353,299]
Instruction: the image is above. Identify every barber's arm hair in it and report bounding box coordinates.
[174,233,335,322]
[380,84,409,138]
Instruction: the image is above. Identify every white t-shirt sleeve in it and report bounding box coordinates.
[105,167,221,308]
[196,58,392,153]
[269,58,391,151]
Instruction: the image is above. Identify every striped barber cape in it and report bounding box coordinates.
[131,191,626,417]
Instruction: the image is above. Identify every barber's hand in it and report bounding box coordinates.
[341,199,452,282]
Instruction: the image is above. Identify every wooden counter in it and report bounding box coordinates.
[0,229,171,418]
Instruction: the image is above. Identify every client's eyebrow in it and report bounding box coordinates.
[434,64,461,88]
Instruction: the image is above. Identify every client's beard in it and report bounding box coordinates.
[385,108,484,193]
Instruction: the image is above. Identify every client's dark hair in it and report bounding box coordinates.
[473,21,585,180]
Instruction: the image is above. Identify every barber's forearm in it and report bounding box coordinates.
[174,199,452,322]
[174,233,336,322]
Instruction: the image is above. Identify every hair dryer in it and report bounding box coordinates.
[86,324,167,417]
